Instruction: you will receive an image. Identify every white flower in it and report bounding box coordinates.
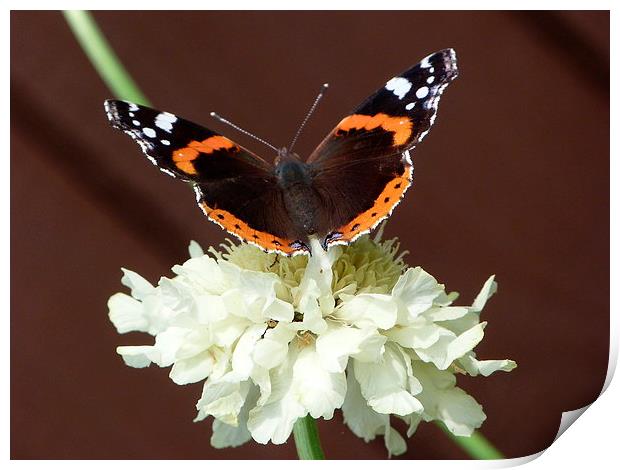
[108,233,516,456]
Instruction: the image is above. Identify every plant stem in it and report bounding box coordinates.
[436,422,505,460]
[62,10,150,105]
[293,416,325,460]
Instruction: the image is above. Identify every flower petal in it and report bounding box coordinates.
[293,346,346,419]
[116,345,156,368]
[392,267,444,322]
[384,425,407,457]
[247,353,306,445]
[415,323,486,370]
[195,378,250,426]
[210,385,259,449]
[410,360,485,435]
[120,268,155,300]
[170,349,216,385]
[172,256,230,295]
[316,324,386,373]
[231,324,268,379]
[458,352,517,377]
[294,277,328,334]
[337,294,397,329]
[386,318,453,350]
[193,293,229,324]
[354,344,423,416]
[342,363,388,441]
[471,275,497,312]
[424,306,469,322]
[188,240,204,258]
[252,323,296,370]
[108,293,148,334]
[437,388,486,436]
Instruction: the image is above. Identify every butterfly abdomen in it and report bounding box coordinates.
[275,158,321,236]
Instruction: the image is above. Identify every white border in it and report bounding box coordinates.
[6,2,615,467]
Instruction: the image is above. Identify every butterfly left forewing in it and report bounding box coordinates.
[307,49,459,248]
[105,100,309,255]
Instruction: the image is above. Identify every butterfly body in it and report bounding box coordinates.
[105,49,459,256]
[275,157,322,239]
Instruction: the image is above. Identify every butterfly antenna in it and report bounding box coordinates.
[288,83,329,153]
[210,112,279,153]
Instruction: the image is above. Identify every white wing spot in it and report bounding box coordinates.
[161,139,171,145]
[132,120,140,126]
[128,103,139,111]
[405,102,415,110]
[143,127,156,138]
[385,77,412,100]
[420,55,432,68]
[129,112,135,117]
[416,86,429,99]
[429,67,435,73]
[155,112,178,133]
[427,76,435,84]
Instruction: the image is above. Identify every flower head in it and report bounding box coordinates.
[109,233,516,456]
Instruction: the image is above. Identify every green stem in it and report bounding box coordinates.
[293,416,325,460]
[62,10,150,105]
[436,422,505,460]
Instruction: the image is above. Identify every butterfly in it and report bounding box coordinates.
[104,48,458,256]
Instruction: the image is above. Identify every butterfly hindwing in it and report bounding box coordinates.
[104,100,308,255]
[307,48,458,247]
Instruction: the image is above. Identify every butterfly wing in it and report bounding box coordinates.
[104,100,308,255]
[307,48,458,248]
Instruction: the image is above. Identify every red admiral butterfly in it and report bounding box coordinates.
[105,49,458,256]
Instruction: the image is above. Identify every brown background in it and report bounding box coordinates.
[11,11,609,459]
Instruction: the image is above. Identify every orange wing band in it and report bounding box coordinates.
[333,165,413,243]
[172,136,237,175]
[200,202,297,255]
[336,113,413,146]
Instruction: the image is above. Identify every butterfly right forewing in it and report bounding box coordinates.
[306,49,459,247]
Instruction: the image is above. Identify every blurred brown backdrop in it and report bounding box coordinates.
[11,10,609,459]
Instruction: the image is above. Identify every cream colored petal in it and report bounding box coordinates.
[392,267,444,321]
[108,293,148,334]
[386,319,453,350]
[172,256,230,294]
[116,345,156,368]
[337,294,398,329]
[170,349,216,385]
[293,346,346,419]
[316,324,385,373]
[195,378,250,426]
[354,345,423,416]
[342,363,388,441]
[188,240,204,258]
[193,294,228,324]
[210,385,259,449]
[471,275,497,312]
[415,323,486,370]
[231,324,267,379]
[252,323,296,370]
[247,353,306,445]
[120,268,155,300]
[424,306,469,322]
[458,352,517,377]
[437,388,486,436]
[384,425,407,457]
